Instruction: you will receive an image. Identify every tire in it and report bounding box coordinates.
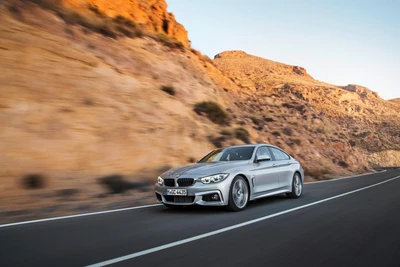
[227,176,249,211]
[286,172,303,198]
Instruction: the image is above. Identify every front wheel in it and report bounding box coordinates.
[286,172,303,198]
[227,176,249,211]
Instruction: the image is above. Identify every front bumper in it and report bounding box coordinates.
[155,181,231,206]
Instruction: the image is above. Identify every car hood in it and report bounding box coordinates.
[160,161,249,178]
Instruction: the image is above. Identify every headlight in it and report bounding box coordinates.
[197,173,229,184]
[157,176,164,185]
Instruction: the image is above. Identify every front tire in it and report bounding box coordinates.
[227,176,249,211]
[286,172,303,198]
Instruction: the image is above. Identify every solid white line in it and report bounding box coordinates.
[0,170,388,228]
[305,170,386,184]
[86,175,400,267]
[0,203,162,228]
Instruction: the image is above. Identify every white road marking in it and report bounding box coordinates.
[0,169,390,228]
[0,203,162,228]
[305,170,386,184]
[86,175,400,267]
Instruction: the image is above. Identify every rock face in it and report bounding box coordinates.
[61,0,189,46]
[341,84,380,100]
[213,50,400,169]
[368,150,400,168]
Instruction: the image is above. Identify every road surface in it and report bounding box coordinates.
[1,169,399,267]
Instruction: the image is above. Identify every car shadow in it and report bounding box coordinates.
[157,194,292,214]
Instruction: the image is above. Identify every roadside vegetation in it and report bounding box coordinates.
[194,101,230,125]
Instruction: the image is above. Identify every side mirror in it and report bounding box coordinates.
[256,154,271,162]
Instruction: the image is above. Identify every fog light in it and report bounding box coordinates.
[211,194,219,201]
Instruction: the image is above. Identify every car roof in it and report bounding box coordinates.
[223,144,275,149]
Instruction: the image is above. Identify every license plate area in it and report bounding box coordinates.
[166,189,187,196]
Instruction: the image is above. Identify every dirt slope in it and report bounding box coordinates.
[0,0,399,222]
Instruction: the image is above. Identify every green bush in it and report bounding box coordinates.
[234,128,250,143]
[161,85,176,96]
[194,101,229,125]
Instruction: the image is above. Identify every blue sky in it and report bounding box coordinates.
[167,0,400,100]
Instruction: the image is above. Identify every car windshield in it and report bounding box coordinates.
[199,146,255,162]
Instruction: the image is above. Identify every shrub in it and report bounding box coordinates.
[282,127,294,136]
[83,98,94,106]
[220,128,233,137]
[161,85,175,96]
[64,27,74,36]
[113,15,136,28]
[292,138,302,145]
[59,11,118,39]
[263,116,275,122]
[154,33,185,51]
[113,16,143,38]
[188,157,196,163]
[304,167,330,180]
[7,5,21,16]
[208,135,226,148]
[99,174,152,194]
[338,161,349,168]
[234,128,250,143]
[250,116,262,126]
[194,101,229,125]
[99,175,129,194]
[316,127,325,134]
[272,131,281,136]
[22,174,46,189]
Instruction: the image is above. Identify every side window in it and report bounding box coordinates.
[269,147,290,161]
[256,147,271,158]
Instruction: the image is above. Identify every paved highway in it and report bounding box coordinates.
[1,169,399,267]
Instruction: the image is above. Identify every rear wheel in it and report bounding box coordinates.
[286,172,303,198]
[227,176,249,211]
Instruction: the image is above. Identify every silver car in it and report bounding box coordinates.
[155,144,304,211]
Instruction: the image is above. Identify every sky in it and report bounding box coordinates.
[167,0,400,100]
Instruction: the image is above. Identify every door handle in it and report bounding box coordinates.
[272,163,277,167]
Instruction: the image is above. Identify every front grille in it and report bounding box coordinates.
[164,179,175,187]
[177,178,195,187]
[164,196,195,203]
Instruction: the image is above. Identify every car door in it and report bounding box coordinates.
[252,146,281,194]
[268,147,293,189]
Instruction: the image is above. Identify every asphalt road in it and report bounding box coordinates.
[1,169,400,267]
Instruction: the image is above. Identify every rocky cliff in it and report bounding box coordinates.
[61,0,189,46]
